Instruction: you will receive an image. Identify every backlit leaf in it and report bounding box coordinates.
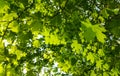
[98,49,104,56]
[103,63,109,70]
[0,38,4,49]
[90,70,96,76]
[103,72,109,76]
[96,59,103,69]
[92,24,106,43]
[33,40,40,48]
[9,21,19,33]
[101,9,109,19]
[87,52,94,63]
[71,40,82,54]
[0,64,3,73]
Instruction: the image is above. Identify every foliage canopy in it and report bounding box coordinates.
[0,0,120,76]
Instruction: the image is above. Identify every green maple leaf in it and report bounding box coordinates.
[33,40,40,48]
[92,24,106,43]
[81,19,106,43]
[71,40,82,54]
[9,21,19,33]
[98,49,104,56]
[103,72,109,76]
[90,70,96,76]
[96,59,103,69]
[87,52,94,63]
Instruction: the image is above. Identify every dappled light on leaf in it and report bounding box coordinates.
[0,0,120,75]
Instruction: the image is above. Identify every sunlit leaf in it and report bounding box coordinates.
[103,63,109,70]
[98,16,104,23]
[33,40,40,48]
[113,8,119,15]
[90,70,96,76]
[9,21,19,33]
[7,71,11,76]
[2,12,18,21]
[9,46,26,60]
[43,53,48,59]
[103,72,109,76]
[12,59,18,66]
[81,19,92,28]
[92,24,106,43]
[71,40,82,54]
[0,0,9,13]
[0,64,3,73]
[110,68,119,76]
[0,38,4,49]
[96,59,103,69]
[0,0,119,75]
[87,52,94,63]
[101,9,109,19]
[83,48,88,56]
[98,49,104,56]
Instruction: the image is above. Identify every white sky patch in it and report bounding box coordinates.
[53,62,58,68]
[23,63,27,74]
[116,40,120,44]
[3,39,9,47]
[31,11,35,14]
[23,19,27,24]
[89,16,92,20]
[39,47,44,51]
[50,0,53,3]
[95,6,100,11]
[33,57,37,63]
[23,68,27,74]
[40,67,48,75]
[100,22,105,26]
[37,34,43,39]
[27,43,32,47]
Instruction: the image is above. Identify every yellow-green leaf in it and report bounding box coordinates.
[0,64,3,73]
[96,59,103,69]
[33,40,40,48]
[71,40,82,54]
[92,24,106,43]
[98,49,104,56]
[9,21,19,33]
[90,70,96,76]
[0,39,4,49]
[103,72,109,76]
[103,63,109,70]
[87,52,94,63]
